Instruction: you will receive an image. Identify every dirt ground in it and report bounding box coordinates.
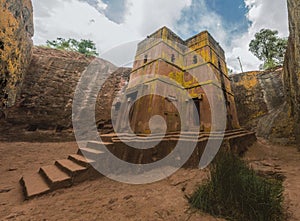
[244,139,300,221]
[0,138,299,221]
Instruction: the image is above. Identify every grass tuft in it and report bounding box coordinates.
[189,152,284,221]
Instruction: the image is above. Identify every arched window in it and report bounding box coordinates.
[193,55,198,64]
[144,54,148,64]
[171,54,175,63]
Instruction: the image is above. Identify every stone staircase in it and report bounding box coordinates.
[20,142,109,200]
[20,129,256,200]
[108,129,256,166]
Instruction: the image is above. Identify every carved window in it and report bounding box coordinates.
[171,54,175,63]
[115,102,121,111]
[193,55,198,64]
[193,98,200,125]
[144,54,148,64]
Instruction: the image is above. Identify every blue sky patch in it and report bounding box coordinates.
[80,0,127,24]
[205,0,250,33]
[175,0,250,45]
[102,0,127,24]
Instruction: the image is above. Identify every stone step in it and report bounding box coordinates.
[111,130,247,142]
[227,131,256,139]
[77,147,105,156]
[224,130,250,137]
[68,154,95,168]
[55,159,88,178]
[20,129,256,200]
[103,124,113,129]
[39,165,71,190]
[86,141,114,150]
[110,129,244,138]
[111,130,252,147]
[100,133,117,143]
[112,133,232,143]
[20,173,50,200]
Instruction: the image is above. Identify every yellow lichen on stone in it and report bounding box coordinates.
[235,71,260,90]
[0,0,33,109]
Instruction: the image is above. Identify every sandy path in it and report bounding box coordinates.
[0,142,78,214]
[0,142,222,221]
[245,138,300,221]
[0,139,299,220]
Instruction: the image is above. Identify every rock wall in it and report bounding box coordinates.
[3,47,132,134]
[232,0,300,145]
[96,67,131,131]
[231,68,284,129]
[283,0,300,143]
[231,68,294,144]
[0,0,34,114]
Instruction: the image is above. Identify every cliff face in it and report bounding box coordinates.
[283,0,300,143]
[231,68,284,129]
[231,68,294,144]
[4,47,131,134]
[96,67,131,131]
[0,0,34,114]
[232,0,300,144]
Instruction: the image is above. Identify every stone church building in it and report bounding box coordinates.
[113,27,240,134]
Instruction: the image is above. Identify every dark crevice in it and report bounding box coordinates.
[27,125,38,132]
[0,41,4,50]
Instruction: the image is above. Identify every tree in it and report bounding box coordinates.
[249,29,287,70]
[46,38,99,57]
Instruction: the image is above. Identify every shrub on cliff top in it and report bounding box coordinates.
[249,29,287,70]
[189,152,284,221]
[46,38,99,57]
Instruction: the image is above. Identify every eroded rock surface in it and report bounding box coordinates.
[96,67,131,132]
[231,68,295,144]
[0,0,34,113]
[283,0,300,143]
[2,47,131,135]
[231,0,300,145]
[231,68,284,128]
[231,68,291,142]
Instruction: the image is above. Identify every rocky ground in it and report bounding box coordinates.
[0,138,299,221]
[245,139,300,221]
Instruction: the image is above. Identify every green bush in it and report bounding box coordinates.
[189,152,284,221]
[46,38,99,57]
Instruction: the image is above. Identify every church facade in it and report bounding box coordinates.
[113,27,240,134]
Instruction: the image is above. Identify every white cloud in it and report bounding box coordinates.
[32,0,192,66]
[227,0,289,72]
[174,0,228,49]
[32,0,288,71]
[124,0,192,36]
[97,1,107,10]
[32,0,141,63]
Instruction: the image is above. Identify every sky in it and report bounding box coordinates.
[32,0,289,72]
